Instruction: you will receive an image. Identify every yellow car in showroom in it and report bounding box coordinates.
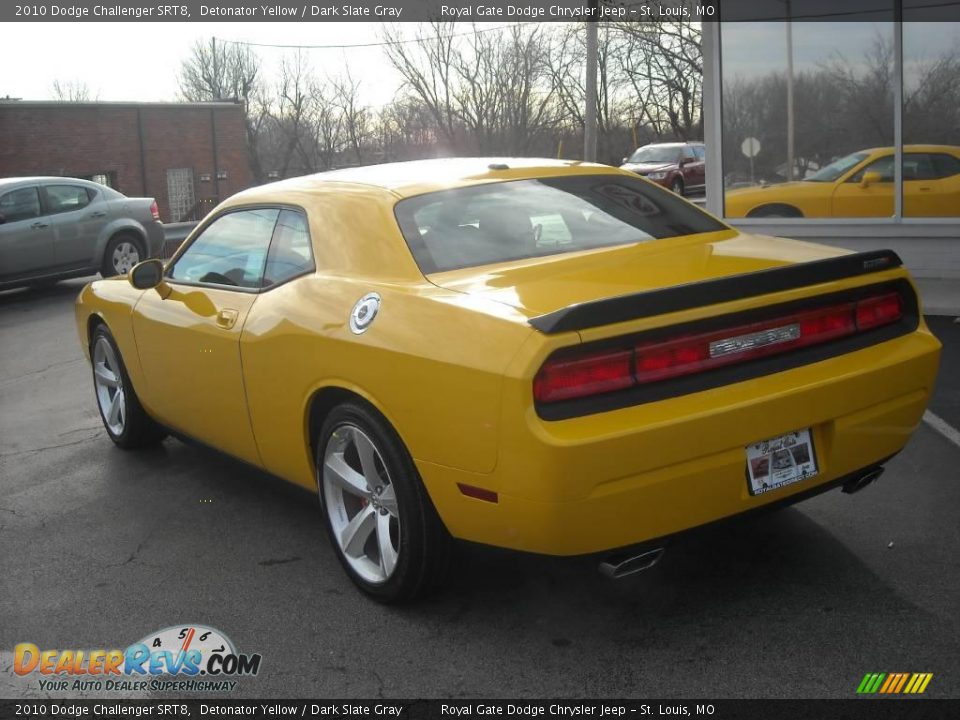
[75,159,940,602]
[725,144,960,217]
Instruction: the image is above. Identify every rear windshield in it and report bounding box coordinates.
[394,174,726,274]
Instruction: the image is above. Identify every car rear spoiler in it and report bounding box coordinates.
[528,249,904,334]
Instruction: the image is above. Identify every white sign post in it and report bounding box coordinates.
[741,137,761,184]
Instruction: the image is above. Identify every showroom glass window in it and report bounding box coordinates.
[902,15,960,217]
[720,2,896,218]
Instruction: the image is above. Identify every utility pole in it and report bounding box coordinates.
[584,2,599,162]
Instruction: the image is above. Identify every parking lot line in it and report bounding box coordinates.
[923,410,960,450]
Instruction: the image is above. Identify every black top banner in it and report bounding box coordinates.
[4,0,960,23]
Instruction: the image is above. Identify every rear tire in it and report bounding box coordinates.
[317,401,451,603]
[90,325,166,448]
[101,233,143,277]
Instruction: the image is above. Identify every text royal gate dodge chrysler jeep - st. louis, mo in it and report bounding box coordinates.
[75,158,941,603]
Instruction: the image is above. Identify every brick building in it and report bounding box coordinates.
[0,100,254,223]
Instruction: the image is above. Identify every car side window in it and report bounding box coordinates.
[0,187,41,223]
[262,209,315,288]
[168,208,280,289]
[682,148,696,162]
[693,146,706,161]
[848,156,894,183]
[42,185,93,214]
[930,153,960,179]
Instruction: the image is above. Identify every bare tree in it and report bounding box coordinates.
[333,71,371,164]
[382,22,464,151]
[51,79,96,102]
[178,37,267,182]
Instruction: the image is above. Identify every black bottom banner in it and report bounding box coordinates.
[1,699,957,720]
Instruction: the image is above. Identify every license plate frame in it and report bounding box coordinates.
[746,428,819,496]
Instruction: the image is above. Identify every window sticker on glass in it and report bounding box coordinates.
[745,428,819,496]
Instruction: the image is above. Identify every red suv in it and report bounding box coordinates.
[620,142,706,196]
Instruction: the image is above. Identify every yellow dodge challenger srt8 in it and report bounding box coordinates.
[725,144,960,218]
[75,159,941,602]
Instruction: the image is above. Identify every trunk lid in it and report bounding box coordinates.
[428,231,852,320]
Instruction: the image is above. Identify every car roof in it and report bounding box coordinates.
[225,157,622,203]
[0,176,102,189]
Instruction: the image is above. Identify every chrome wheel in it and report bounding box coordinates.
[112,241,140,275]
[93,336,125,436]
[322,424,400,584]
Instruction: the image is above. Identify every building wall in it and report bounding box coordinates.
[0,102,253,222]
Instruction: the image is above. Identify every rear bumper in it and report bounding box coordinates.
[418,328,940,556]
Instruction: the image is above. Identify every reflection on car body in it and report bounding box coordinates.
[725,144,960,218]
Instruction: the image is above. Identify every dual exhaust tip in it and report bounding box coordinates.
[842,466,884,494]
[599,466,886,578]
[599,547,665,579]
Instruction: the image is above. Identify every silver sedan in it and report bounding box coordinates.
[0,177,164,289]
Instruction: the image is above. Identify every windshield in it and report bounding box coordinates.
[394,175,727,274]
[805,152,869,182]
[627,146,682,164]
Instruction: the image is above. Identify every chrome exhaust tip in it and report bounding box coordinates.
[842,467,885,494]
[599,547,665,579]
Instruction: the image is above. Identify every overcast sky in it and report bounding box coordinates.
[1,23,413,106]
[5,21,957,108]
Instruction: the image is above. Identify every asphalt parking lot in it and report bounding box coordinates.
[1,278,959,700]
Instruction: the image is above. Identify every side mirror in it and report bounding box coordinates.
[860,171,882,188]
[621,157,628,164]
[129,258,164,290]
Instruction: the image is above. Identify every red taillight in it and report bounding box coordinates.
[535,291,904,404]
[856,293,902,330]
[150,200,161,221]
[533,349,633,403]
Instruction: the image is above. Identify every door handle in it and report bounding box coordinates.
[216,309,239,329]
[30,221,49,229]
[88,211,107,218]
[918,187,932,192]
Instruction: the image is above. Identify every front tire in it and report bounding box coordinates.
[317,401,450,603]
[101,234,143,277]
[91,325,166,448]
[671,177,685,196]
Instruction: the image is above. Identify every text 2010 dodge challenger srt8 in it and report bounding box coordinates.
[75,158,941,602]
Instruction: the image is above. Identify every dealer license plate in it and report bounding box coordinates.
[745,428,819,496]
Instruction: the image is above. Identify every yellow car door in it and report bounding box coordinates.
[131,208,282,466]
[831,154,894,217]
[903,151,960,217]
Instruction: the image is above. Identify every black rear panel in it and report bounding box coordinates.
[536,278,919,421]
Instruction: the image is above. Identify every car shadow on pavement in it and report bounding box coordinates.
[0,278,92,307]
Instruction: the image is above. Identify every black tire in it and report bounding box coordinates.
[101,233,144,278]
[316,401,451,603]
[90,324,166,449]
[746,204,804,219]
[671,177,685,196]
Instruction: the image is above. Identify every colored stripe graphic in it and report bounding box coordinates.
[893,673,909,693]
[858,672,933,694]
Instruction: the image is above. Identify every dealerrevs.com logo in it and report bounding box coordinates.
[14,624,262,693]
